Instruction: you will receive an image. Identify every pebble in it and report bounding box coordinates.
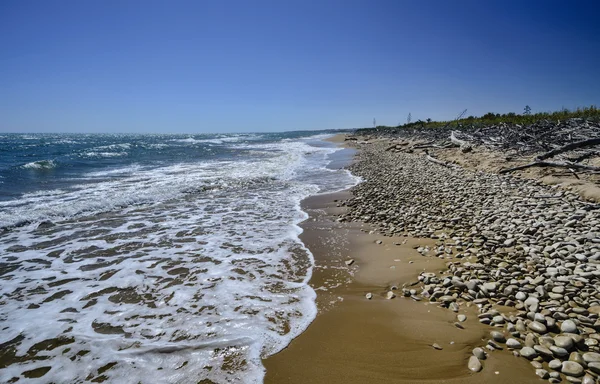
[554,335,575,350]
[490,331,506,343]
[386,291,396,300]
[528,321,548,334]
[468,355,482,372]
[561,320,578,334]
[365,293,373,300]
[583,352,600,363]
[457,314,467,322]
[561,361,584,377]
[535,369,549,379]
[549,359,562,370]
[473,347,487,360]
[432,343,443,350]
[344,259,355,266]
[520,347,538,360]
[506,338,522,349]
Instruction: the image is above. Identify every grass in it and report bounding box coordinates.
[357,105,600,134]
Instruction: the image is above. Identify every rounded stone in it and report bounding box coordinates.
[561,361,584,377]
[506,338,522,349]
[535,369,549,379]
[561,319,578,334]
[520,347,538,360]
[588,362,600,374]
[457,314,467,322]
[554,335,575,350]
[473,347,486,360]
[550,345,569,358]
[490,331,506,343]
[582,375,595,384]
[583,352,600,363]
[548,359,562,370]
[534,344,553,358]
[528,321,548,334]
[468,355,482,372]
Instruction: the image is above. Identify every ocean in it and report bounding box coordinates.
[0,132,359,383]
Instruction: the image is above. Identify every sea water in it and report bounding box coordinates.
[0,132,359,383]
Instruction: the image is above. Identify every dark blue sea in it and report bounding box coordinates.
[0,132,358,383]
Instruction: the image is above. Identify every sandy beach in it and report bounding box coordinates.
[264,132,600,383]
[263,135,540,382]
[264,191,538,383]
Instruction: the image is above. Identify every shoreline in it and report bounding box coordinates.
[263,134,539,382]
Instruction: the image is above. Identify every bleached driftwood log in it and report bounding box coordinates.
[535,137,600,161]
[499,161,600,174]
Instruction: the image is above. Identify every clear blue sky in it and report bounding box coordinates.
[1,0,599,133]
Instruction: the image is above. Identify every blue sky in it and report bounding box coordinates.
[1,0,599,133]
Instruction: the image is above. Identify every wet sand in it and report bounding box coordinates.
[263,137,540,383]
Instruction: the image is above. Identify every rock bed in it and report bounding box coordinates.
[340,140,600,383]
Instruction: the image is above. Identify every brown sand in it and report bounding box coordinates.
[324,133,348,144]
[263,192,539,383]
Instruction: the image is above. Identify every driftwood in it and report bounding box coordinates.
[450,131,467,146]
[499,161,600,174]
[536,137,600,161]
[425,151,455,168]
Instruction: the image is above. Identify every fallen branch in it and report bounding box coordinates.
[499,161,600,174]
[450,131,467,146]
[425,151,455,168]
[536,137,600,161]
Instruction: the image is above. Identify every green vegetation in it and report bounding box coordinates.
[366,105,600,132]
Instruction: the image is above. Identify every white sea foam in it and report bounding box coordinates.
[81,151,128,158]
[0,136,358,383]
[20,159,57,170]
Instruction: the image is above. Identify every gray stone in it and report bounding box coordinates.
[549,359,562,370]
[561,320,578,334]
[482,282,497,292]
[534,344,553,358]
[365,293,373,300]
[490,331,506,343]
[529,321,548,334]
[473,347,486,360]
[520,347,538,360]
[581,375,595,384]
[561,361,584,377]
[588,362,600,374]
[468,355,482,372]
[583,352,600,363]
[506,338,522,349]
[554,335,575,350]
[550,345,569,358]
[457,314,467,322]
[535,369,549,379]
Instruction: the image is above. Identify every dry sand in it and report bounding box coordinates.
[263,190,540,383]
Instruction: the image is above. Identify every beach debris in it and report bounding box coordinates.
[365,293,373,300]
[344,259,355,266]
